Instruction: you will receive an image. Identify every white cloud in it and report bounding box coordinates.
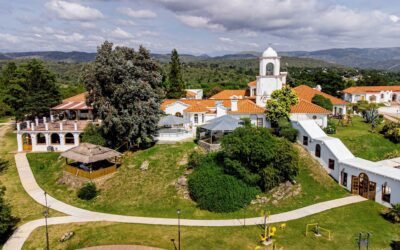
[54,32,84,43]
[390,15,400,23]
[118,8,157,18]
[46,0,104,21]
[116,19,136,26]
[219,37,233,42]
[0,33,19,43]
[111,27,133,39]
[177,15,225,31]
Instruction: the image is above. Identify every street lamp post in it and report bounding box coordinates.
[177,208,181,250]
[44,191,50,250]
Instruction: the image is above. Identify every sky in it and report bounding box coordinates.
[0,0,399,55]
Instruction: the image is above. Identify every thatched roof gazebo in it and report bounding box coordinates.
[61,143,121,164]
[61,143,122,180]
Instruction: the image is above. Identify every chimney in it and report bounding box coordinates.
[231,99,238,112]
[216,101,227,117]
[315,85,322,92]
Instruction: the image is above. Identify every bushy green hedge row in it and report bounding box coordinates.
[381,122,400,143]
[188,161,259,212]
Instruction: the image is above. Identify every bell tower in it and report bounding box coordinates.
[255,47,287,107]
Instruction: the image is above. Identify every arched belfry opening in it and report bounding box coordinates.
[266,62,274,76]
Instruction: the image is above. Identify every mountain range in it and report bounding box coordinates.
[1,47,400,71]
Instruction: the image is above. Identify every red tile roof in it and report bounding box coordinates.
[291,99,331,114]
[52,92,92,110]
[247,81,256,87]
[342,86,400,94]
[228,100,265,114]
[209,90,248,99]
[186,90,197,98]
[294,85,347,105]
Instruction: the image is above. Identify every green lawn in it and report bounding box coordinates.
[27,142,348,219]
[0,126,63,226]
[0,116,12,123]
[23,201,400,250]
[331,116,400,161]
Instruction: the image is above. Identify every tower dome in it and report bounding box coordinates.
[262,47,278,57]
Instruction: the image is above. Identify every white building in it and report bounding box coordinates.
[343,86,400,104]
[293,120,399,206]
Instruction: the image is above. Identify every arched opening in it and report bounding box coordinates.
[22,133,32,151]
[37,133,46,144]
[65,133,75,144]
[315,144,321,158]
[175,112,182,117]
[369,95,377,102]
[352,173,376,200]
[266,62,274,76]
[392,94,397,102]
[359,173,369,198]
[51,133,60,144]
[69,110,77,120]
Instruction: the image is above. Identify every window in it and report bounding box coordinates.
[37,133,46,144]
[312,115,317,120]
[175,112,182,117]
[194,114,198,124]
[65,133,75,144]
[303,136,308,146]
[315,144,321,158]
[252,88,256,96]
[50,133,60,144]
[382,183,391,203]
[257,118,263,127]
[341,172,348,186]
[328,159,335,170]
[266,63,274,76]
[381,93,384,99]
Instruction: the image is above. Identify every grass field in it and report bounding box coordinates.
[27,141,348,219]
[0,126,63,225]
[23,201,400,250]
[331,116,400,161]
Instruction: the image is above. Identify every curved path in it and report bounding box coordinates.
[3,153,366,249]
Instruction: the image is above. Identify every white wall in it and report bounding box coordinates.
[290,113,328,128]
[293,120,400,206]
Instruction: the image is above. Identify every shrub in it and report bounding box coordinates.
[188,163,259,212]
[0,159,8,173]
[381,122,399,135]
[279,127,298,142]
[384,203,400,223]
[312,94,333,111]
[324,119,337,134]
[81,123,106,146]
[0,186,19,243]
[77,182,98,200]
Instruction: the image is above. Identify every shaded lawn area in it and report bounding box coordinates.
[28,140,348,219]
[331,116,400,161]
[23,201,400,250]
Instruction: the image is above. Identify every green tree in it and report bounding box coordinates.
[266,87,299,126]
[221,126,299,191]
[81,123,106,146]
[0,186,19,243]
[166,49,186,99]
[312,94,333,111]
[3,60,61,121]
[83,41,164,149]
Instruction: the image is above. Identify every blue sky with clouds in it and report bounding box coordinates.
[0,0,399,55]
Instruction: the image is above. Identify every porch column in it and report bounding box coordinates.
[26,121,30,129]
[45,133,51,146]
[59,133,65,148]
[31,133,37,151]
[17,123,21,131]
[50,115,54,122]
[17,133,23,152]
[73,133,80,146]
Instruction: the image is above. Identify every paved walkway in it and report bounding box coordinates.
[3,153,367,250]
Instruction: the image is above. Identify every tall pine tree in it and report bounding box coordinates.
[3,60,61,121]
[166,49,186,99]
[83,41,164,149]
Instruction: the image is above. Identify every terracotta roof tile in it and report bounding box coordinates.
[291,99,331,114]
[294,85,347,105]
[229,100,265,114]
[343,86,400,94]
[209,90,248,99]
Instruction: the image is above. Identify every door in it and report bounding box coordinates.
[22,134,32,151]
[341,172,348,187]
[351,176,359,195]
[368,182,376,200]
[359,173,370,199]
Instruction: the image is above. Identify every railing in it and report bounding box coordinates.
[64,165,117,179]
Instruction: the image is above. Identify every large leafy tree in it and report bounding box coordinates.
[2,60,61,121]
[312,94,333,111]
[83,41,164,149]
[166,49,186,99]
[266,86,299,126]
[221,126,299,191]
